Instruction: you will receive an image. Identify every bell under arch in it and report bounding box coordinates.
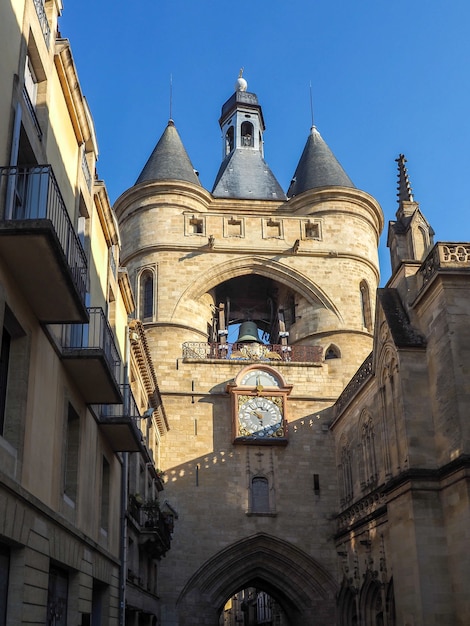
[176,533,338,626]
[169,256,344,345]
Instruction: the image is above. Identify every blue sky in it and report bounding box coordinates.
[60,1,470,281]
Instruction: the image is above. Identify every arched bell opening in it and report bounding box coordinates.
[211,274,297,346]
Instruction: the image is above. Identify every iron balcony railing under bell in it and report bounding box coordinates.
[0,165,88,304]
[61,307,121,381]
[182,341,323,363]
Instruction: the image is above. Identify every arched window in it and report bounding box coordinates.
[414,225,428,261]
[225,126,234,155]
[139,270,155,322]
[251,476,270,513]
[379,347,401,477]
[338,581,358,626]
[360,281,372,331]
[241,121,254,147]
[325,344,341,359]
[360,576,383,626]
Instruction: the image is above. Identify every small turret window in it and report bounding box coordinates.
[241,121,254,147]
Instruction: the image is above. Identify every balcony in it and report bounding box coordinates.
[0,166,88,323]
[128,498,173,560]
[182,341,323,363]
[60,307,122,403]
[94,385,144,452]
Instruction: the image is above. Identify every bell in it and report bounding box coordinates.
[236,321,260,343]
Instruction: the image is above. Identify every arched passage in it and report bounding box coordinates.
[176,533,338,626]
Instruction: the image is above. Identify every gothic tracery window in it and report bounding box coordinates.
[360,412,378,490]
[339,441,353,506]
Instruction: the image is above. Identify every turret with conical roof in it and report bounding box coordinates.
[212,72,285,200]
[287,126,354,197]
[135,119,201,187]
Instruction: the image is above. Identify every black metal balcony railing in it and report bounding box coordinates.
[93,384,145,452]
[182,341,323,363]
[128,498,173,560]
[61,307,121,381]
[33,0,51,47]
[97,384,140,421]
[0,165,88,304]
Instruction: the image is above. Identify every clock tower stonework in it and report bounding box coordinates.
[114,77,383,625]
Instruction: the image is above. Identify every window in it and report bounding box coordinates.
[190,216,204,234]
[241,121,254,147]
[185,214,205,236]
[251,476,270,513]
[360,281,372,331]
[139,270,155,321]
[0,544,9,626]
[304,220,321,239]
[100,457,110,532]
[360,414,378,490]
[46,565,68,626]
[0,306,28,447]
[263,218,282,239]
[24,56,38,108]
[64,404,80,503]
[325,344,340,360]
[339,443,353,506]
[0,329,11,436]
[225,126,234,154]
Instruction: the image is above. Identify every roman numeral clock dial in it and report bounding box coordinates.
[229,367,291,445]
[238,396,284,438]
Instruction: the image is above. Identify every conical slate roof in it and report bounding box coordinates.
[212,149,286,200]
[135,120,201,186]
[287,126,354,197]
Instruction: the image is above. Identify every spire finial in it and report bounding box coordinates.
[396,153,414,206]
[235,68,247,92]
[309,81,315,129]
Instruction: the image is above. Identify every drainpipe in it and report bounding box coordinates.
[119,330,132,626]
[119,451,128,626]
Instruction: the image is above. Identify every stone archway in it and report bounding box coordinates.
[171,255,344,324]
[176,532,338,626]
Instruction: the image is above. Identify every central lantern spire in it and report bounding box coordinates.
[211,72,285,200]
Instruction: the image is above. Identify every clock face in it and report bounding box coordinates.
[240,369,280,388]
[238,396,284,439]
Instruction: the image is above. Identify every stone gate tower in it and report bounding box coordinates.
[114,76,383,626]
